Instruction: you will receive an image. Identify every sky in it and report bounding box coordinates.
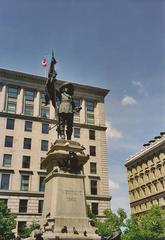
[0,0,165,215]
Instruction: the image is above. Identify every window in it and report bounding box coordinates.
[7,101,16,114]
[6,119,15,130]
[90,162,97,174]
[91,202,98,215]
[20,175,29,191]
[41,107,49,119]
[91,180,97,195]
[5,136,13,147]
[74,99,81,123]
[89,146,96,156]
[3,154,12,167]
[25,90,34,101]
[74,128,80,138]
[23,138,31,149]
[42,123,49,134]
[38,200,43,213]
[8,87,18,98]
[39,177,45,192]
[24,121,32,132]
[24,104,33,116]
[22,156,30,168]
[86,100,95,125]
[89,130,95,140]
[1,174,10,190]
[40,157,45,170]
[19,199,28,212]
[18,221,26,235]
[41,140,48,151]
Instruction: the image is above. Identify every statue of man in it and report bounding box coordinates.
[45,52,81,140]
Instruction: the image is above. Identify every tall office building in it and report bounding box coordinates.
[125,133,165,215]
[0,68,111,234]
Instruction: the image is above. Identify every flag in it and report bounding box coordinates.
[41,57,47,67]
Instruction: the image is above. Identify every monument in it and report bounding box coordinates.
[37,52,100,239]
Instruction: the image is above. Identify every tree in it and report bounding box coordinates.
[0,200,16,239]
[88,208,127,238]
[122,205,165,240]
[19,221,38,239]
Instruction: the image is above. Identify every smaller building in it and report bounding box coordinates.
[125,132,165,215]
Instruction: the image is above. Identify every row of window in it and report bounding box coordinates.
[2,153,97,173]
[4,135,97,155]
[0,173,98,195]
[0,174,45,192]
[4,136,49,151]
[6,87,96,124]
[6,118,96,140]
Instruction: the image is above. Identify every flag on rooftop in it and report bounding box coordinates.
[41,57,47,67]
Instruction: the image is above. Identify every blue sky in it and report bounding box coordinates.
[1,0,165,215]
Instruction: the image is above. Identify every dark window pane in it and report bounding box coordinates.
[41,93,46,104]
[86,101,94,111]
[5,136,13,147]
[23,138,31,149]
[39,177,45,192]
[1,174,10,190]
[3,154,12,167]
[7,101,16,113]
[6,119,15,130]
[74,128,80,138]
[41,140,48,151]
[22,156,30,168]
[41,107,49,119]
[24,121,32,132]
[91,202,98,215]
[38,200,43,213]
[8,87,18,98]
[24,104,33,116]
[89,146,96,156]
[90,162,97,174]
[19,199,28,212]
[18,221,26,235]
[25,90,34,101]
[42,123,49,134]
[91,180,97,195]
[89,130,95,140]
[20,175,29,191]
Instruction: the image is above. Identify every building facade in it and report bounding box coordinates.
[125,133,165,215]
[0,68,111,234]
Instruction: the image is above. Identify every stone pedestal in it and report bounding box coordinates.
[40,140,100,240]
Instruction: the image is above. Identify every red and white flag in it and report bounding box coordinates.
[41,57,47,67]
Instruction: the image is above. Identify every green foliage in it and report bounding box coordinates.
[88,208,127,237]
[122,205,165,240]
[0,200,16,240]
[19,221,39,239]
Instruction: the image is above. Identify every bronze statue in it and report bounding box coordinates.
[45,52,81,140]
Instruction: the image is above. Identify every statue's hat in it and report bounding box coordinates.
[59,82,74,94]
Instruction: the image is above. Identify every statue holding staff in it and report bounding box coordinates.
[45,52,81,140]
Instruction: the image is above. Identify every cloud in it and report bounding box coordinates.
[132,80,148,96]
[106,121,123,139]
[109,179,120,190]
[121,96,137,106]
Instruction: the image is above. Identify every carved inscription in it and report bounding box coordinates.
[64,190,83,202]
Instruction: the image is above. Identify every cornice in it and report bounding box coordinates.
[125,137,165,168]
[0,68,110,98]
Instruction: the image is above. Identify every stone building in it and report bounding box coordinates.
[0,68,111,234]
[125,133,165,215]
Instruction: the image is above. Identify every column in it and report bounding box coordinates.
[34,91,40,117]
[16,88,24,114]
[0,85,7,112]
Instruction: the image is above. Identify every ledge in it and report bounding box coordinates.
[86,194,111,201]
[19,169,33,175]
[0,190,44,198]
[0,168,14,173]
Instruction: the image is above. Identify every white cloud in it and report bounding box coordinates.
[106,121,123,139]
[109,179,119,190]
[121,96,137,106]
[132,80,148,96]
